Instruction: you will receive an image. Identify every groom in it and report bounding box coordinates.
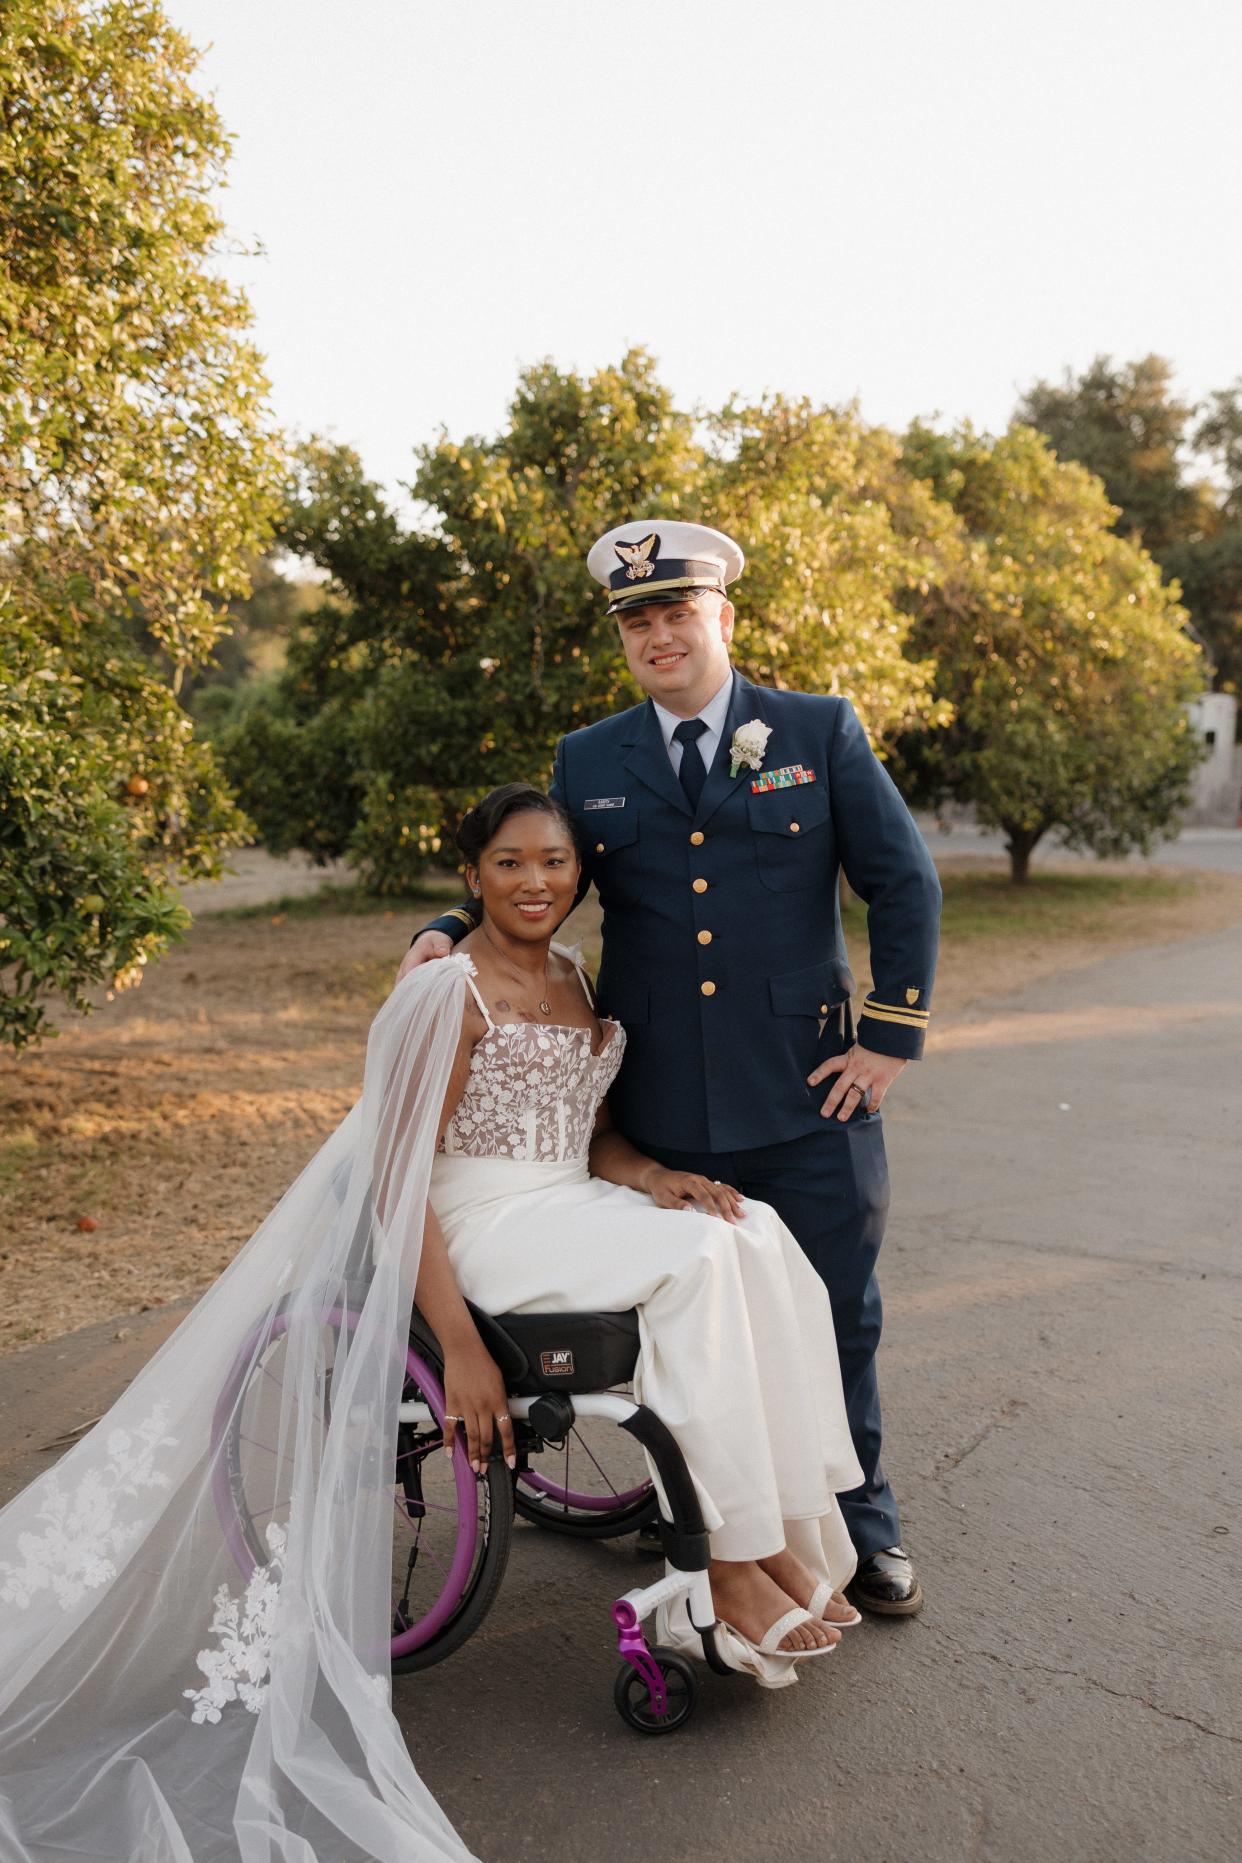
[402,520,941,1614]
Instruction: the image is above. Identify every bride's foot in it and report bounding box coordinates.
[709,1559,839,1653]
[758,1548,860,1626]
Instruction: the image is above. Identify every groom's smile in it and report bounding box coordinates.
[617,593,735,717]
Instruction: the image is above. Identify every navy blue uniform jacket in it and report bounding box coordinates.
[426,671,941,1155]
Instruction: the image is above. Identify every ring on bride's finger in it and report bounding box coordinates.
[494,1412,511,1423]
[442,1414,461,1425]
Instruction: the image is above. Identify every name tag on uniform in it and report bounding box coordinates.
[751,765,817,793]
[584,796,626,810]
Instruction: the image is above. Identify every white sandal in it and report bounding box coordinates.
[808,1579,862,1628]
[722,1605,838,1662]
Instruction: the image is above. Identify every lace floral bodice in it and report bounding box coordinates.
[439,951,626,1163]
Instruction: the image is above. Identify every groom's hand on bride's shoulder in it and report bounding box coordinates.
[396,930,452,984]
[809,1045,907,1121]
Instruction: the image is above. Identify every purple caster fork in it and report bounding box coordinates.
[611,1597,698,1734]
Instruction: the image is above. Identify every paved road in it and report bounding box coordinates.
[3,920,1239,1860]
[916,816,1242,876]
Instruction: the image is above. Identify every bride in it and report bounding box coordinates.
[0,782,861,1862]
[420,782,863,1672]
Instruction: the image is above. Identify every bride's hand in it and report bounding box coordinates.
[442,1338,516,1475]
[643,1167,745,1224]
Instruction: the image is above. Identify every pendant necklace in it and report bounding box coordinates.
[480,926,553,1018]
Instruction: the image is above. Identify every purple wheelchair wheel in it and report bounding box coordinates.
[514,1428,657,1540]
[211,1292,512,1675]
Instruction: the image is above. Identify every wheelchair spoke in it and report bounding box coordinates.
[571,1427,621,1496]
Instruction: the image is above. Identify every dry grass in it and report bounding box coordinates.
[3,861,1240,1356]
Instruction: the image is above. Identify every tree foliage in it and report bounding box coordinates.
[701,397,953,748]
[899,424,1205,881]
[0,0,282,1049]
[1017,355,1242,693]
[223,357,962,890]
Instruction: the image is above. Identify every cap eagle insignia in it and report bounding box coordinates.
[615,533,659,580]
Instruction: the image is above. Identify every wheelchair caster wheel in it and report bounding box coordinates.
[613,1647,697,1735]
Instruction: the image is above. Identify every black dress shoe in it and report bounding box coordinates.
[847,1546,924,1616]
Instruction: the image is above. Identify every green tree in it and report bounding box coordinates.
[224,359,959,889]
[226,351,703,889]
[1016,354,1200,553]
[701,397,953,749]
[1017,355,1241,693]
[900,423,1205,883]
[1,0,282,1049]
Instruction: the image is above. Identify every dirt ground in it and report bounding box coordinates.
[4,859,1242,1357]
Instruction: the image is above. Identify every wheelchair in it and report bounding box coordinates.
[210,1289,736,1735]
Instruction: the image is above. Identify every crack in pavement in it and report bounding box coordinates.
[935,1397,1027,1476]
[924,1624,1242,1747]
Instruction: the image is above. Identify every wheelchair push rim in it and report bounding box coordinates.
[210,1299,508,1665]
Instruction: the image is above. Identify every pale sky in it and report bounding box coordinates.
[170,0,1242,510]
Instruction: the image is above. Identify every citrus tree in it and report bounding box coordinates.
[900,423,1205,882]
[0,0,282,1048]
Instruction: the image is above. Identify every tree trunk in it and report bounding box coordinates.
[1004,825,1043,885]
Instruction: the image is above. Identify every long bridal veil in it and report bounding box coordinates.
[0,957,478,1861]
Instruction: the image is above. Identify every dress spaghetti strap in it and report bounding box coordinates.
[553,940,596,1012]
[461,972,495,1033]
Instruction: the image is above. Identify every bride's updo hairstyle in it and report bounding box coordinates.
[455,782,581,867]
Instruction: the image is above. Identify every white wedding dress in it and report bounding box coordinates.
[432,953,862,1684]
[0,948,862,1861]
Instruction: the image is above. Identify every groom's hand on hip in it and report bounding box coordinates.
[395,930,452,985]
[809,1044,907,1121]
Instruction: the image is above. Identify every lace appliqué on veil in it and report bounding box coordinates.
[184,1522,286,1724]
[0,1404,177,1610]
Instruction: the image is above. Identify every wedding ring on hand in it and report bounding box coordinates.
[848,1082,866,1096]
[494,1412,511,1424]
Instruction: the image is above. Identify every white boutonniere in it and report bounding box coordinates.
[729,718,772,779]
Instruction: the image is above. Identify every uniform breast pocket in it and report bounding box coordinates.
[581,807,644,905]
[746,785,830,891]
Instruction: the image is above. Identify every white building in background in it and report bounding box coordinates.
[1187,692,1241,825]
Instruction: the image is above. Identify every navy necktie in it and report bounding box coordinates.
[673,718,709,811]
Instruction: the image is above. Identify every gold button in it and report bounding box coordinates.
[692,877,708,893]
[689,830,705,846]
[819,1002,829,1014]
[595,842,605,854]
[698,930,713,945]
[700,980,716,997]
[789,821,800,834]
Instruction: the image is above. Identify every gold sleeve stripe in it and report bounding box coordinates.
[864,997,929,1022]
[861,1005,931,1029]
[446,908,476,928]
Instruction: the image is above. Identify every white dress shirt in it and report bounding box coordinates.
[652,670,735,779]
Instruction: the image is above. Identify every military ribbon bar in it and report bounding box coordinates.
[750,764,817,793]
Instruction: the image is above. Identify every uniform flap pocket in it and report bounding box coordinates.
[597,972,650,1025]
[769,957,855,1017]
[583,808,638,854]
[745,784,829,837]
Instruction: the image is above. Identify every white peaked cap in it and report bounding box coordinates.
[587,519,745,614]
